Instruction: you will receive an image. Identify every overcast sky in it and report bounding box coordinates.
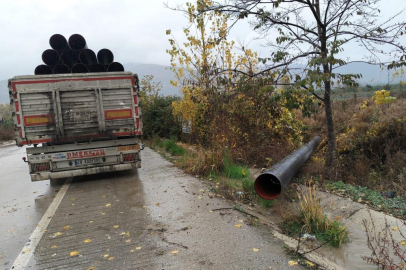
[0,0,405,80]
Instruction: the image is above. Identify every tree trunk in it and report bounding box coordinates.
[324,80,336,167]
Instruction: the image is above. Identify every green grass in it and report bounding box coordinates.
[223,154,249,179]
[326,181,406,219]
[156,137,186,156]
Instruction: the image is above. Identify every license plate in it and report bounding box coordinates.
[75,158,101,166]
[117,145,140,151]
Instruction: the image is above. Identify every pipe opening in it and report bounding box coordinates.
[61,49,78,65]
[49,34,68,51]
[71,63,88,73]
[35,65,53,75]
[53,64,70,74]
[254,174,282,200]
[68,34,87,51]
[97,49,114,66]
[107,62,124,72]
[79,49,97,65]
[42,49,60,66]
[89,63,107,73]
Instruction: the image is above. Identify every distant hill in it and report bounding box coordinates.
[1,62,402,104]
[124,63,180,96]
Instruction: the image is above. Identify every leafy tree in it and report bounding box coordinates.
[200,0,406,166]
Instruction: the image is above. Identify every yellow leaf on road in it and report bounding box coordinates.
[100,212,105,215]
[63,225,70,231]
[155,202,160,206]
[239,220,244,222]
[51,245,57,249]
[235,224,242,228]
[119,232,126,236]
[209,210,213,213]
[102,195,106,198]
[136,246,142,250]
[305,260,315,267]
[125,232,130,237]
[288,260,298,266]
[84,239,92,243]
[393,227,399,231]
[105,204,111,207]
[70,251,79,257]
[89,220,93,223]
[400,241,406,246]
[87,267,96,270]
[103,254,109,258]
[125,239,131,243]
[108,257,114,261]
[53,232,63,237]
[253,248,259,252]
[171,250,179,254]
[113,225,119,228]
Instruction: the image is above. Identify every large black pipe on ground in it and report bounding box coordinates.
[49,34,68,51]
[42,49,60,66]
[71,63,88,73]
[79,49,97,65]
[89,63,106,73]
[68,34,87,51]
[60,49,78,66]
[254,136,321,200]
[35,65,53,75]
[53,64,71,74]
[97,49,114,66]
[107,62,124,72]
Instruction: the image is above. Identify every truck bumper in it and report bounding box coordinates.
[30,162,141,181]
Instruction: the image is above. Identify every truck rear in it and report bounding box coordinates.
[9,72,142,181]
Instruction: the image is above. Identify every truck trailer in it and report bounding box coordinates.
[8,72,142,181]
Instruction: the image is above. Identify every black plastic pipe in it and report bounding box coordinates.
[42,49,60,66]
[254,136,321,200]
[79,49,97,65]
[97,49,114,66]
[35,65,53,75]
[53,64,71,74]
[60,49,78,65]
[107,62,124,72]
[68,34,87,51]
[49,34,68,51]
[71,63,88,73]
[89,63,106,73]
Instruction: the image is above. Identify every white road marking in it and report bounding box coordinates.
[10,178,72,270]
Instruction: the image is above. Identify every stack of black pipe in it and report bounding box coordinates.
[35,34,125,75]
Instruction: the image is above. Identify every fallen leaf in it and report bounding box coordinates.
[113,225,119,228]
[105,204,111,207]
[63,225,70,231]
[171,250,179,254]
[108,257,114,261]
[51,245,57,249]
[119,232,126,236]
[84,239,92,243]
[130,249,135,253]
[52,253,56,257]
[400,241,406,246]
[125,239,131,243]
[305,260,315,267]
[102,195,106,198]
[239,220,244,222]
[155,202,160,206]
[103,254,109,258]
[209,210,214,213]
[253,248,259,252]
[393,227,399,231]
[100,212,105,215]
[288,260,298,266]
[199,189,205,192]
[71,198,75,201]
[89,221,93,223]
[235,224,243,228]
[70,251,79,257]
[136,247,142,250]
[53,232,63,237]
[125,232,130,237]
[23,249,30,253]
[86,267,96,270]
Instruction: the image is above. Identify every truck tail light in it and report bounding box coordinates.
[123,153,136,162]
[31,163,50,172]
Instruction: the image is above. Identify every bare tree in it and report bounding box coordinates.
[201,0,406,166]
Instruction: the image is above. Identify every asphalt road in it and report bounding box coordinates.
[0,144,305,270]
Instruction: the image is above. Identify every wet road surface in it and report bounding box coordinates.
[1,145,304,270]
